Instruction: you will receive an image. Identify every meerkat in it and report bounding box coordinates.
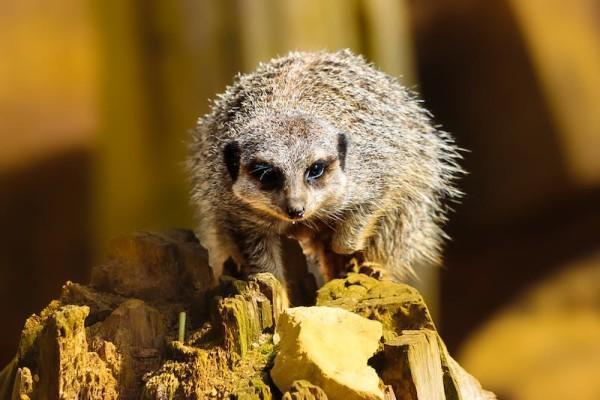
[187,49,462,289]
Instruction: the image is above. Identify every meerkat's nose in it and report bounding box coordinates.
[287,206,305,219]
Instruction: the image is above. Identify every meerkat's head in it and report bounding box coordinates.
[223,113,348,222]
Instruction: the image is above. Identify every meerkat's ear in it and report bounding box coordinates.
[337,133,348,170]
[223,141,241,181]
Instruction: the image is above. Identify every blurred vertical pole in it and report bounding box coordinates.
[277,0,361,53]
[362,0,416,84]
[508,0,600,187]
[147,0,233,226]
[92,0,157,250]
[237,0,276,71]
[92,0,240,256]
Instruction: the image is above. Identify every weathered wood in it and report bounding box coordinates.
[282,381,328,400]
[380,330,445,400]
[0,230,493,400]
[317,273,494,400]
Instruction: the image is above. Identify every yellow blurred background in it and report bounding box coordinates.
[1,1,599,399]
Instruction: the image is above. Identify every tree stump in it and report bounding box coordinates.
[0,230,494,400]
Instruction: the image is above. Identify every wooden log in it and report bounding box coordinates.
[0,230,493,400]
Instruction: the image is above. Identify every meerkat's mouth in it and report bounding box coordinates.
[280,214,308,224]
[247,201,310,223]
[241,197,312,223]
[278,211,312,224]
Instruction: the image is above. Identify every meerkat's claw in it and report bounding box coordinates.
[357,262,387,280]
[342,257,387,280]
[343,258,386,280]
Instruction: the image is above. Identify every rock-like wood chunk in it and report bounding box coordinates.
[271,306,384,400]
[282,380,328,400]
[316,273,435,341]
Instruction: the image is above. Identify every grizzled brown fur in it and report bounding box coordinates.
[187,50,462,288]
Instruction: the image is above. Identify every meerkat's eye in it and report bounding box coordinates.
[306,162,326,181]
[249,162,283,190]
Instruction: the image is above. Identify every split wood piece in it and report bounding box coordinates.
[12,305,119,400]
[218,273,286,356]
[380,330,445,400]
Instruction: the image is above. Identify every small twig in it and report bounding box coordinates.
[178,311,186,343]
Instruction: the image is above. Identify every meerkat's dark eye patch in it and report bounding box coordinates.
[248,162,284,191]
[337,133,348,170]
[224,141,241,181]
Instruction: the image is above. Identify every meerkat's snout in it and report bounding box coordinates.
[284,178,307,219]
[287,206,304,219]
[286,202,305,219]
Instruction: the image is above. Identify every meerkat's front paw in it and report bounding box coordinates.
[357,262,386,280]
